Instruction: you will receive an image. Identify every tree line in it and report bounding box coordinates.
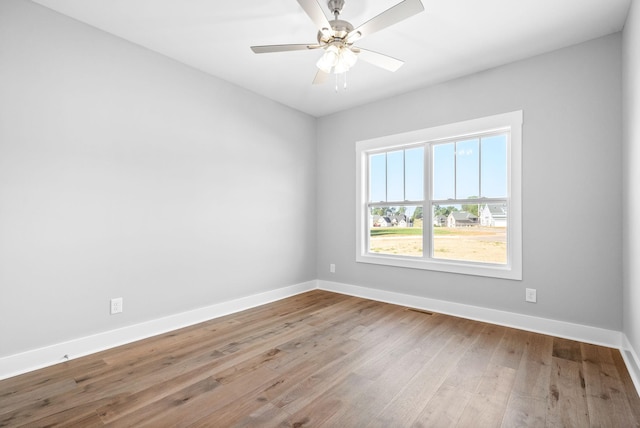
[373,201,481,222]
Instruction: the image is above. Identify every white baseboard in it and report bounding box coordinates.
[0,280,317,381]
[318,280,623,349]
[622,335,640,394]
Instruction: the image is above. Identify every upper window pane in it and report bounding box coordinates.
[405,147,424,201]
[369,153,386,202]
[480,135,507,198]
[456,139,480,199]
[371,148,425,202]
[433,143,455,200]
[387,150,404,201]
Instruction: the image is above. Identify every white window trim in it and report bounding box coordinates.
[355,111,523,280]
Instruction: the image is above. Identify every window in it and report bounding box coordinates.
[355,111,522,280]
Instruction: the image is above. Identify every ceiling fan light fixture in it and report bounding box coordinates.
[340,47,358,68]
[318,45,358,74]
[316,56,333,73]
[316,46,339,73]
[333,60,349,74]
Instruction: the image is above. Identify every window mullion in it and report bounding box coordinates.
[424,142,432,261]
[478,138,482,198]
[384,153,388,202]
[368,201,423,208]
[453,141,457,200]
[403,150,406,201]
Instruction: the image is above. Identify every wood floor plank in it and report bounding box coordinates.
[501,394,548,428]
[369,319,486,427]
[104,375,222,427]
[27,400,107,428]
[184,339,361,426]
[552,337,583,362]
[225,403,291,428]
[491,328,528,370]
[456,363,517,427]
[1,290,638,427]
[501,332,554,427]
[95,351,235,423]
[582,343,638,427]
[442,323,506,393]
[510,332,554,398]
[0,358,107,401]
[612,350,640,426]
[269,305,419,415]
[547,356,590,427]
[0,377,78,414]
[322,322,441,426]
[413,383,473,427]
[282,372,374,427]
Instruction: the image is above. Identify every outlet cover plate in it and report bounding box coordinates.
[525,288,537,303]
[110,297,123,314]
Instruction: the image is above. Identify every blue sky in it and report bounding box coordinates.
[369,134,507,216]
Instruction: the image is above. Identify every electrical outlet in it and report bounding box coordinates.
[110,297,123,314]
[330,263,336,273]
[525,288,537,303]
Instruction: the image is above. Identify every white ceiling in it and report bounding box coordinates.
[31,0,631,117]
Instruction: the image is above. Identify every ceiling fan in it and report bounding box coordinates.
[250,0,425,85]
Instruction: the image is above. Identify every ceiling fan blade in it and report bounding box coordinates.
[354,48,404,72]
[348,0,424,41]
[251,44,321,54]
[297,0,332,32]
[313,69,329,85]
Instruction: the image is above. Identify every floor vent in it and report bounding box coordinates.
[405,307,434,315]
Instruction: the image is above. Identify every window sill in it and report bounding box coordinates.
[356,253,522,280]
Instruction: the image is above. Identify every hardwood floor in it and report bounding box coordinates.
[1,290,639,427]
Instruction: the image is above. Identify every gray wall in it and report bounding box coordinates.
[317,34,623,331]
[623,1,640,352]
[0,0,317,357]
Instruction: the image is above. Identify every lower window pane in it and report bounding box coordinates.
[369,206,423,257]
[432,203,507,264]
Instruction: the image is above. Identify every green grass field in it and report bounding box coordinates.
[370,227,422,236]
[370,227,459,237]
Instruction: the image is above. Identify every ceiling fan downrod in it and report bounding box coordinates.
[327,0,345,19]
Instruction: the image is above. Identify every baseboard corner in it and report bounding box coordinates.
[622,334,640,396]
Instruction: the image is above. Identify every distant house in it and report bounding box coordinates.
[480,204,507,227]
[447,211,478,227]
[371,214,409,227]
[374,216,393,227]
[433,215,447,227]
[393,215,408,227]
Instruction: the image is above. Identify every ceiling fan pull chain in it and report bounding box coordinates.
[335,73,339,92]
[344,71,348,90]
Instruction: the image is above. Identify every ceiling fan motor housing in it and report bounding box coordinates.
[317,19,354,44]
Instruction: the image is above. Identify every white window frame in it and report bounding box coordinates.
[355,111,522,280]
